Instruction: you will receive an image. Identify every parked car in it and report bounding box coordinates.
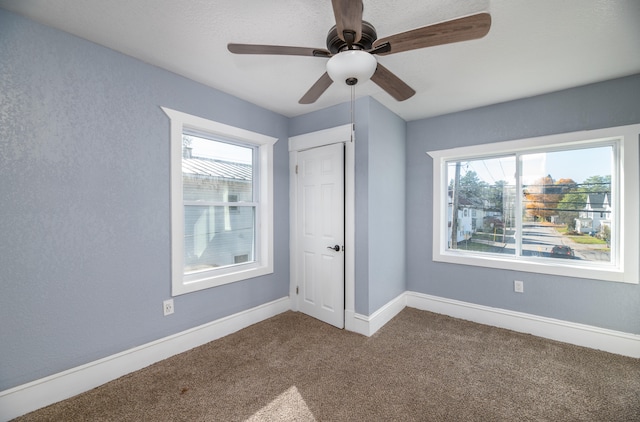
[551,245,575,258]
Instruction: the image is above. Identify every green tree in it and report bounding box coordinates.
[487,180,507,212]
[555,175,609,230]
[457,170,488,205]
[556,191,586,229]
[581,175,611,195]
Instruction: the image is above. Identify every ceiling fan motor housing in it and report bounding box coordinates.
[326,21,377,53]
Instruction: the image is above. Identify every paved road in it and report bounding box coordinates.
[476,223,610,262]
[521,223,610,262]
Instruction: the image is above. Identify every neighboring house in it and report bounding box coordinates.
[575,193,611,233]
[182,155,254,270]
[447,191,485,244]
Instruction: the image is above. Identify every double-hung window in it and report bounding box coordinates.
[163,107,277,295]
[428,124,639,283]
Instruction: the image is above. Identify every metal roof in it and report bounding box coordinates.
[182,157,252,181]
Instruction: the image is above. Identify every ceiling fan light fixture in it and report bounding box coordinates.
[326,50,377,86]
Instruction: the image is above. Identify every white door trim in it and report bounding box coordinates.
[289,124,355,324]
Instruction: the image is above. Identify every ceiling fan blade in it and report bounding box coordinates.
[370,63,416,101]
[228,43,331,58]
[299,72,334,104]
[331,0,363,44]
[372,12,491,56]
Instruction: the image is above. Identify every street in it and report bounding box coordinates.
[471,223,611,263]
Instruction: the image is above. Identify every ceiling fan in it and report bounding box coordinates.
[228,0,491,104]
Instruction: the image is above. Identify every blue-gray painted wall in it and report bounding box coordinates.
[406,74,640,334]
[366,99,406,313]
[2,6,639,394]
[0,9,290,391]
[289,96,407,315]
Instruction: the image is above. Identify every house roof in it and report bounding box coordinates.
[448,189,483,208]
[586,193,609,210]
[182,158,252,181]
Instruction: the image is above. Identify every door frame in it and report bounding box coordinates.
[289,124,355,324]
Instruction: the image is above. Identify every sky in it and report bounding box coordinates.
[522,146,612,185]
[184,134,253,164]
[449,145,612,187]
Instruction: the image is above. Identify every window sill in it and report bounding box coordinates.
[174,263,274,296]
[433,250,632,283]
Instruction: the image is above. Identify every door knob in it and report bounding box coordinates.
[327,245,340,252]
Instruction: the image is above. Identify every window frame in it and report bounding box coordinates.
[427,123,639,284]
[162,107,277,296]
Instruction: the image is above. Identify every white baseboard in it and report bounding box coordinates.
[0,297,291,422]
[4,292,638,421]
[405,291,640,358]
[345,292,406,336]
[346,291,640,358]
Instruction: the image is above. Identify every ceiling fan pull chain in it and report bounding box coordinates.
[350,84,355,133]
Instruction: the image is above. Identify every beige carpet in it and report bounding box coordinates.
[15,308,640,421]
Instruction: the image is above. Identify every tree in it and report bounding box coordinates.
[581,175,611,195]
[487,180,508,212]
[553,175,609,230]
[524,175,557,221]
[524,176,579,222]
[457,170,488,206]
[556,191,586,229]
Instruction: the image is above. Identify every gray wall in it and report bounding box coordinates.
[406,74,640,334]
[2,4,638,396]
[366,99,406,313]
[0,9,290,391]
[289,96,407,315]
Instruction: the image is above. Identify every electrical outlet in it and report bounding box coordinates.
[514,280,524,293]
[163,299,174,316]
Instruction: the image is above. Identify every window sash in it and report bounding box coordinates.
[183,203,257,274]
[428,124,639,284]
[162,106,277,296]
[445,145,615,267]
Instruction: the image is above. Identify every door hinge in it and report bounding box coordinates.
[296,286,299,294]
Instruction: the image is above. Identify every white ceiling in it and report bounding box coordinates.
[1,0,639,121]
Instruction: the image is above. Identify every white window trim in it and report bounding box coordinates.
[162,107,277,296]
[427,123,640,284]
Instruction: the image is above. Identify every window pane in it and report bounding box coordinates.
[184,205,255,273]
[521,146,612,262]
[182,135,253,202]
[446,156,516,255]
[182,134,256,275]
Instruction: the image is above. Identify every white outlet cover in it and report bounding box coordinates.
[514,280,524,293]
[163,299,174,316]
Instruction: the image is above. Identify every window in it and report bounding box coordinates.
[428,124,640,283]
[162,107,277,295]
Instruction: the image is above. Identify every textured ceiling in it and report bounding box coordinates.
[1,0,639,121]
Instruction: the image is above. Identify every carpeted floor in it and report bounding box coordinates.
[15,308,640,421]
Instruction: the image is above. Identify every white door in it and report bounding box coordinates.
[295,143,345,328]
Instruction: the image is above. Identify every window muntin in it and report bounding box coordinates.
[429,124,639,284]
[162,107,277,295]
